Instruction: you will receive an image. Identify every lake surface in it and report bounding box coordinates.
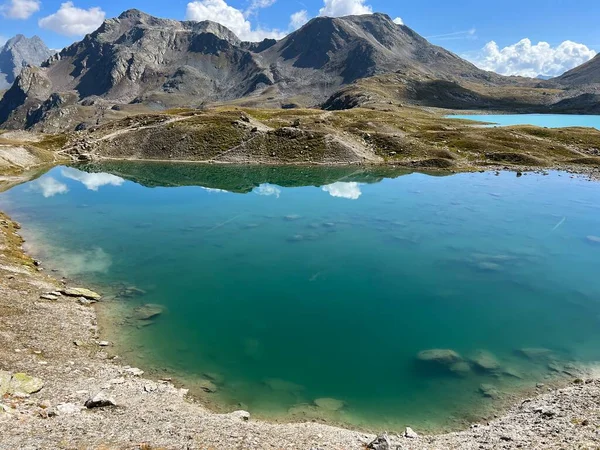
[2,163,600,432]
[448,113,600,130]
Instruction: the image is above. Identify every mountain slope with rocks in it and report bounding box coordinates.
[555,54,600,86]
[0,35,53,90]
[0,9,526,131]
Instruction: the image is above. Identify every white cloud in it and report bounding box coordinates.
[393,17,403,25]
[0,35,6,46]
[322,182,362,200]
[61,168,124,191]
[0,0,40,20]
[186,0,286,41]
[245,0,276,16]
[38,2,105,37]
[319,0,372,17]
[470,38,597,78]
[290,10,309,30]
[253,183,281,198]
[32,177,69,198]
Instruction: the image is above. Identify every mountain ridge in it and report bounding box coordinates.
[0,9,598,131]
[0,34,53,90]
[0,10,510,129]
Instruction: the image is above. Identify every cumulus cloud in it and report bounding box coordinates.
[253,183,281,198]
[0,0,40,19]
[322,182,362,200]
[38,2,105,37]
[61,168,124,191]
[470,38,597,78]
[31,177,69,198]
[319,0,372,17]
[186,0,286,41]
[393,17,403,25]
[290,10,309,30]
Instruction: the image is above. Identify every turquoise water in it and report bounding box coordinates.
[448,113,600,130]
[2,163,600,432]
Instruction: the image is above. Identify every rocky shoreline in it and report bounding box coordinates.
[0,210,599,449]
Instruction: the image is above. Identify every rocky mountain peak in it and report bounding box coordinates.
[0,35,53,89]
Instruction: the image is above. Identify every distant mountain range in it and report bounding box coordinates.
[0,35,53,90]
[0,9,598,130]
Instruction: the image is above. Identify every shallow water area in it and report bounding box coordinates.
[1,163,600,432]
[447,113,600,130]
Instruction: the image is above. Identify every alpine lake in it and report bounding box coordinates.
[1,162,599,433]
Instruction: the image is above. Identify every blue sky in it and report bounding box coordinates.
[1,0,598,77]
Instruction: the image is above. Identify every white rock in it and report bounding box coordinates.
[109,378,125,385]
[230,410,250,421]
[405,427,419,439]
[98,341,110,347]
[124,367,144,376]
[56,403,83,415]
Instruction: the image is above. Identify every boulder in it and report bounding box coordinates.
[61,287,102,300]
[8,373,44,395]
[470,350,501,372]
[367,433,391,450]
[449,361,472,376]
[133,304,165,321]
[85,392,116,408]
[417,349,462,365]
[404,427,418,439]
[314,397,345,411]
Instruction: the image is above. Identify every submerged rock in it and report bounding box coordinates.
[470,350,501,372]
[119,286,147,298]
[517,347,555,361]
[417,349,462,365]
[198,379,217,393]
[8,373,44,395]
[314,397,345,411]
[61,287,102,300]
[479,383,500,399]
[449,361,472,376]
[133,304,165,321]
[502,367,524,379]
